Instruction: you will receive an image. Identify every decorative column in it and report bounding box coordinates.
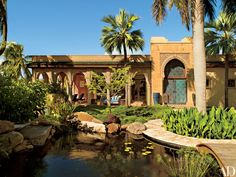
[67,72,73,101]
[47,71,56,84]
[127,73,133,106]
[127,81,132,106]
[103,71,111,106]
[83,71,92,105]
[144,73,151,106]
[32,70,37,82]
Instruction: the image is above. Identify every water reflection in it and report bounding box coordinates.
[0,132,169,177]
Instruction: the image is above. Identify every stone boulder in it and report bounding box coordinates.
[106,123,120,134]
[121,123,131,131]
[20,125,52,146]
[126,122,146,135]
[0,131,24,154]
[14,123,30,131]
[0,120,14,134]
[72,112,103,124]
[78,121,106,133]
[14,140,34,153]
[104,114,121,125]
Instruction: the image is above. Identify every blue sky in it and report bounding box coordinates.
[8,0,221,56]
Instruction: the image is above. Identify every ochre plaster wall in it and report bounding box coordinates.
[206,68,236,107]
[150,37,195,107]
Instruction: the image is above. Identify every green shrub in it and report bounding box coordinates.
[44,98,76,123]
[0,75,48,123]
[126,106,154,117]
[162,107,236,139]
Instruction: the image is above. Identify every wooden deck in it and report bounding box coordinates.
[197,143,236,177]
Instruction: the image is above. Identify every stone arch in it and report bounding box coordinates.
[36,72,49,83]
[131,73,147,104]
[73,72,88,101]
[163,59,187,104]
[161,56,187,78]
[56,72,70,94]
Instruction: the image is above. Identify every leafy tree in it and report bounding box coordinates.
[0,0,7,55]
[87,67,134,113]
[152,0,216,112]
[205,12,236,108]
[101,9,144,62]
[2,42,32,80]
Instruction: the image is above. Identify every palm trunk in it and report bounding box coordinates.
[225,54,229,108]
[0,0,7,56]
[193,0,206,113]
[123,41,127,62]
[123,40,129,106]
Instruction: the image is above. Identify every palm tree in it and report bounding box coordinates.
[0,0,7,55]
[205,12,236,108]
[101,9,144,62]
[2,42,31,80]
[101,9,144,106]
[152,0,216,113]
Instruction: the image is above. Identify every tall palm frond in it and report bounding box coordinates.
[152,0,216,30]
[0,0,7,55]
[3,42,32,80]
[101,9,144,61]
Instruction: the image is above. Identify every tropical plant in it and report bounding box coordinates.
[152,0,217,113]
[2,42,32,80]
[157,148,222,177]
[162,107,236,139]
[205,12,236,108]
[44,99,76,123]
[0,0,7,55]
[101,9,144,62]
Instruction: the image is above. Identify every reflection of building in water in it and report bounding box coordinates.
[28,37,236,108]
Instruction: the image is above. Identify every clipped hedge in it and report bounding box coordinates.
[162,107,236,139]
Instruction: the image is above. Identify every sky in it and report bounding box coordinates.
[8,0,221,56]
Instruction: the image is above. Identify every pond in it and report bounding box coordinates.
[0,132,222,177]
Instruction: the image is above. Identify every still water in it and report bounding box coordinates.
[1,132,172,177]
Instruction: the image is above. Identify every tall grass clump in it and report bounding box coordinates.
[157,148,222,177]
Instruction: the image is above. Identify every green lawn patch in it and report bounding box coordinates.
[74,104,171,124]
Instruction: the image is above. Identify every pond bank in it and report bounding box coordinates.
[143,119,236,149]
[0,119,57,160]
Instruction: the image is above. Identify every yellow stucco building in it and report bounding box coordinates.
[28,37,236,108]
